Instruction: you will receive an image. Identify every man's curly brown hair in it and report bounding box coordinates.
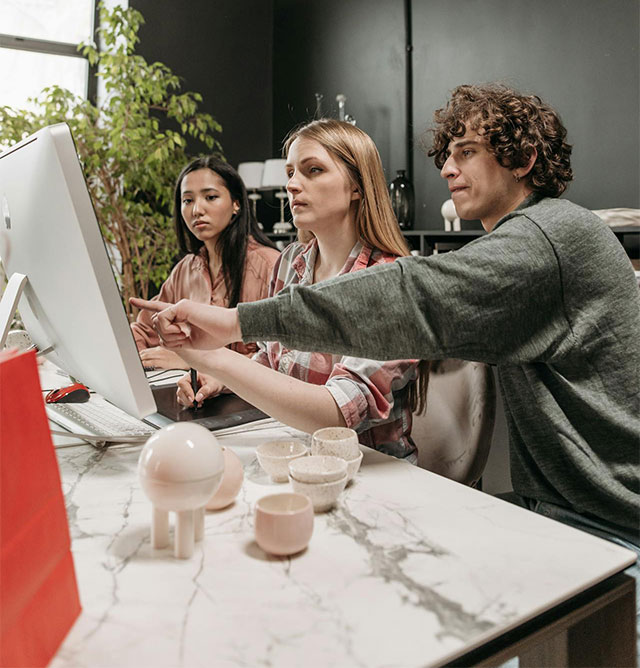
[427,83,573,198]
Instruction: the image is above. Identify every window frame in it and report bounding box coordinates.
[0,2,99,105]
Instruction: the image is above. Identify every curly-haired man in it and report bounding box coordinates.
[135,84,639,639]
[429,83,573,205]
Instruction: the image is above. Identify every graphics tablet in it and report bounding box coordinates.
[146,385,268,431]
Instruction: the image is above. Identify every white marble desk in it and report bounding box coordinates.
[47,422,636,668]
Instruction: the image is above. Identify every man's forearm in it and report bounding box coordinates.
[237,225,563,365]
[237,261,432,360]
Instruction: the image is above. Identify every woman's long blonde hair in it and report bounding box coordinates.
[283,119,409,256]
[283,119,430,414]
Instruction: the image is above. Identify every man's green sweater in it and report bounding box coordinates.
[239,196,640,533]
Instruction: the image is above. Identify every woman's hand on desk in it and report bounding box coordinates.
[139,347,189,371]
[176,370,225,407]
[129,298,242,350]
[176,347,347,434]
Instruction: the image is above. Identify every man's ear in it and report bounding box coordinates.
[522,147,538,177]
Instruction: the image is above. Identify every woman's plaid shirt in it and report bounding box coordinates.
[253,239,418,461]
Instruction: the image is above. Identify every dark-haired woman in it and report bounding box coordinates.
[131,157,279,378]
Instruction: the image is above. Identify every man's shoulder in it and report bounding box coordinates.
[492,197,609,249]
[500,196,633,278]
[515,196,601,228]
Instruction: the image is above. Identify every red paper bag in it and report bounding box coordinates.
[0,349,81,667]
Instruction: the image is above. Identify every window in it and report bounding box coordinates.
[0,0,97,112]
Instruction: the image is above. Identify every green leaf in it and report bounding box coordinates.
[0,0,222,313]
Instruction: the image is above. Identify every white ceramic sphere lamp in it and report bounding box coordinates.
[261,158,291,233]
[138,423,225,559]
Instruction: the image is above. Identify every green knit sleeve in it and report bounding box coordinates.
[238,217,572,364]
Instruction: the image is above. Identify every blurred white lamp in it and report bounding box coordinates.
[238,161,264,227]
[261,158,291,233]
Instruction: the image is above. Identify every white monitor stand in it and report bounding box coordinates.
[0,272,27,349]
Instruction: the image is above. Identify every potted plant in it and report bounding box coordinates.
[0,3,222,321]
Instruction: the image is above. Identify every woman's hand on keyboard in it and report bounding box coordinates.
[139,346,189,370]
[176,371,225,408]
[129,298,242,350]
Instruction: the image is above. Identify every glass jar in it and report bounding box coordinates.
[389,169,414,230]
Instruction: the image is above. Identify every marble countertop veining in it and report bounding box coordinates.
[49,425,635,668]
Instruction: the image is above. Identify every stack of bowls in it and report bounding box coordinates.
[310,427,363,482]
[288,455,348,512]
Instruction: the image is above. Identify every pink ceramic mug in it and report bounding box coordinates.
[254,493,314,556]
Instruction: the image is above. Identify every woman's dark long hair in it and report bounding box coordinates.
[173,157,277,308]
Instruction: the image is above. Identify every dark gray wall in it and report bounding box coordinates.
[130,0,273,170]
[129,1,639,231]
[412,0,640,228]
[273,0,407,177]
[272,0,639,228]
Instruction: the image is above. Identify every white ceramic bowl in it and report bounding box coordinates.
[311,427,360,460]
[289,473,348,512]
[344,451,364,482]
[256,439,308,482]
[288,455,347,484]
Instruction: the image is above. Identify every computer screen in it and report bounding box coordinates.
[0,123,156,419]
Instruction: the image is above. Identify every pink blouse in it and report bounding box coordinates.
[131,237,280,357]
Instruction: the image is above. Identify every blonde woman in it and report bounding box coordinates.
[133,120,429,461]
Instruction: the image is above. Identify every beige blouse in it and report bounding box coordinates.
[131,237,280,357]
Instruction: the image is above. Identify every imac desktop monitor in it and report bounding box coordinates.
[0,123,156,419]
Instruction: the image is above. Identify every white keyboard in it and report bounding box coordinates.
[46,396,156,442]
